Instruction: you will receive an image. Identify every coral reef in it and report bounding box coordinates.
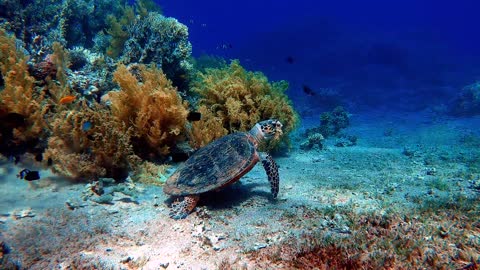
[0,28,48,152]
[300,133,324,150]
[0,0,298,184]
[109,64,189,157]
[121,12,193,92]
[187,105,229,149]
[64,46,118,103]
[43,103,140,180]
[105,5,135,59]
[448,81,480,117]
[318,106,350,137]
[0,0,124,49]
[305,106,350,140]
[192,54,228,73]
[132,161,170,185]
[333,135,357,147]
[190,60,299,149]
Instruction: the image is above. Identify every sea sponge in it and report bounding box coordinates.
[109,64,189,157]
[189,60,299,149]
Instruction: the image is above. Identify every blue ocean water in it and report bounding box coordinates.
[1,0,480,268]
[163,0,480,112]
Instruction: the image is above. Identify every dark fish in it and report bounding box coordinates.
[116,197,139,205]
[217,43,233,50]
[35,153,43,162]
[302,85,316,96]
[171,152,190,162]
[17,169,40,181]
[286,56,295,64]
[187,111,201,122]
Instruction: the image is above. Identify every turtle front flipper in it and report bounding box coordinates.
[169,195,200,219]
[260,153,280,198]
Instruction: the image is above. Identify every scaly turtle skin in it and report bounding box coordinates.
[163,119,283,219]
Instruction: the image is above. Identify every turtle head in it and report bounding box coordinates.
[250,119,283,144]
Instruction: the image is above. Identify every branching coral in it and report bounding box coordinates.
[121,12,193,92]
[44,42,73,104]
[43,103,140,180]
[0,28,48,146]
[318,106,350,138]
[109,64,189,157]
[190,60,299,149]
[105,6,135,59]
[0,0,124,49]
[187,105,228,149]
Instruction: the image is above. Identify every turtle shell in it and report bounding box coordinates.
[163,132,259,196]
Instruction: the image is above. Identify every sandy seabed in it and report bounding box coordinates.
[1,112,479,269]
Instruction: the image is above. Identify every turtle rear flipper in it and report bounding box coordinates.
[169,195,200,219]
[260,153,280,198]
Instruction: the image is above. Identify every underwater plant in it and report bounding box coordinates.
[109,64,189,157]
[189,60,299,149]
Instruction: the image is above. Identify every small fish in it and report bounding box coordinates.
[302,85,316,96]
[17,169,40,181]
[187,111,201,122]
[217,43,233,50]
[285,56,295,64]
[59,95,76,104]
[82,121,92,131]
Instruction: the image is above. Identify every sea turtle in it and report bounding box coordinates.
[163,119,283,219]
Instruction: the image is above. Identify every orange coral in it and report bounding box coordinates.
[187,105,228,149]
[44,103,140,180]
[110,64,189,156]
[190,60,299,148]
[0,28,48,144]
[45,42,72,104]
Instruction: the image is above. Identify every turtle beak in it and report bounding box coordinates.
[273,120,283,140]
